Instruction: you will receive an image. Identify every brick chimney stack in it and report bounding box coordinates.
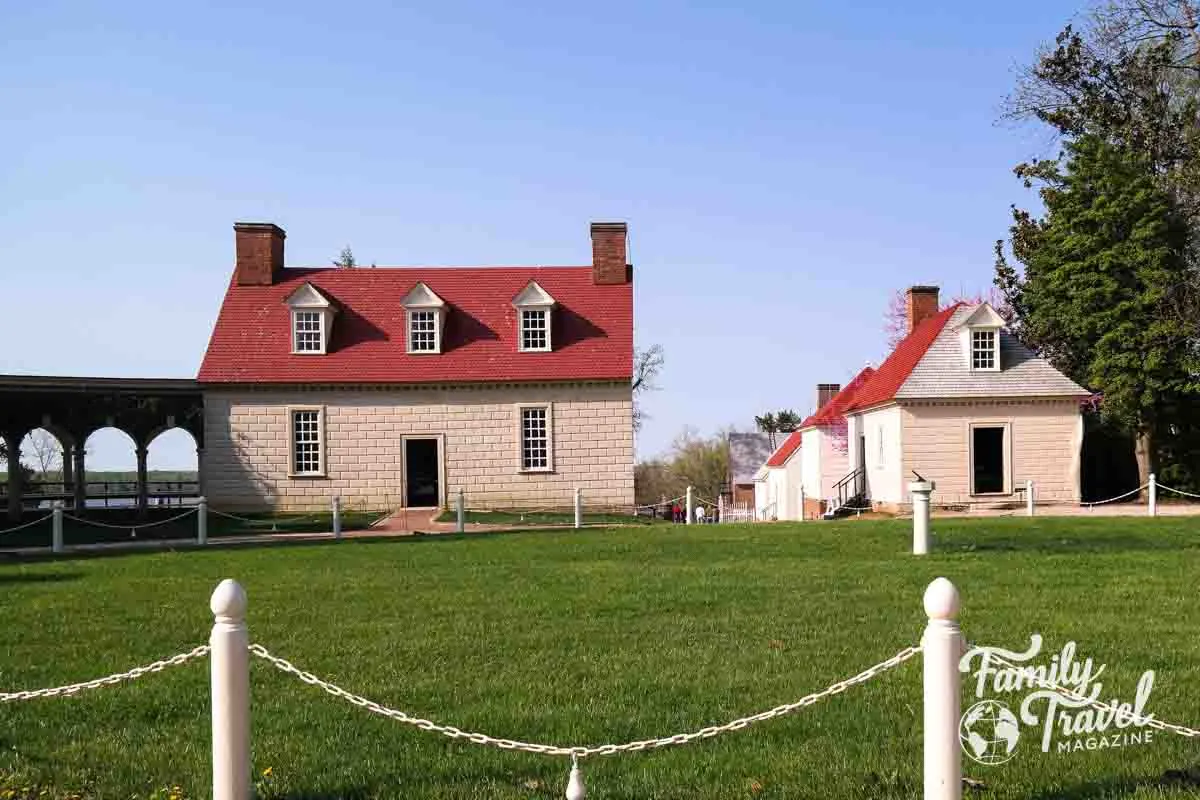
[234,222,286,286]
[591,222,630,285]
[817,383,841,410]
[905,285,940,333]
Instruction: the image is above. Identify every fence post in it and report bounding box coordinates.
[198,497,208,546]
[574,488,583,529]
[51,501,63,554]
[1149,473,1157,517]
[923,578,962,800]
[332,495,342,539]
[717,494,725,524]
[910,479,934,555]
[210,579,250,800]
[685,486,694,525]
[456,489,465,534]
[1026,480,1034,517]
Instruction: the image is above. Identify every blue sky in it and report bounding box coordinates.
[1,0,1079,470]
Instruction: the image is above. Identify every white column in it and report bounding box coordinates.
[456,489,465,534]
[332,495,342,539]
[1026,479,1034,517]
[685,486,694,525]
[923,578,962,800]
[52,501,63,554]
[717,494,725,524]
[198,497,208,545]
[210,579,250,800]
[574,488,582,529]
[1149,473,1157,517]
[910,480,934,555]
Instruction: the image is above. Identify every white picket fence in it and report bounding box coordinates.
[7,572,1199,799]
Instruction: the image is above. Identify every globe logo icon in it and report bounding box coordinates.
[959,699,1020,765]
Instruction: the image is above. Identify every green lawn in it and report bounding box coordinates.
[1,518,1199,799]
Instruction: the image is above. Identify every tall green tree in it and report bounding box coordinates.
[995,134,1197,483]
[332,246,357,268]
[754,412,779,449]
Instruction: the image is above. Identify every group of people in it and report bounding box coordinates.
[664,501,718,524]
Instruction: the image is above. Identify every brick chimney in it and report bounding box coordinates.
[591,222,630,285]
[234,222,286,286]
[905,285,940,333]
[817,383,841,410]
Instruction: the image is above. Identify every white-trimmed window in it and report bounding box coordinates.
[520,309,550,352]
[290,408,324,476]
[293,311,323,353]
[971,329,998,370]
[519,404,552,471]
[876,425,885,468]
[408,309,439,353]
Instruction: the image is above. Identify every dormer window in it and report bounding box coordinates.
[400,282,447,354]
[512,281,556,353]
[286,283,336,355]
[972,330,997,370]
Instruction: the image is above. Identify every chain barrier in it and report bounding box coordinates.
[0,644,211,702]
[208,508,321,526]
[249,642,922,758]
[63,509,197,532]
[1157,483,1200,501]
[1081,484,1148,508]
[982,650,1200,739]
[0,513,53,536]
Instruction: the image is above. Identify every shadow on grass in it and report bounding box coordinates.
[947,533,1200,556]
[1024,763,1200,799]
[0,571,82,584]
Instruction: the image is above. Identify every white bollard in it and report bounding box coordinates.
[923,578,962,800]
[574,488,583,529]
[210,579,250,800]
[685,486,694,525]
[1026,480,1035,518]
[51,501,63,554]
[910,480,935,555]
[1149,473,1157,517]
[332,495,342,539]
[198,497,208,546]
[456,489,465,534]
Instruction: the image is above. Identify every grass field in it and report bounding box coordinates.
[1,518,1199,799]
[432,508,665,526]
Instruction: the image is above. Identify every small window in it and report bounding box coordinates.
[293,311,324,353]
[520,309,550,351]
[877,426,885,468]
[408,310,438,353]
[520,406,551,470]
[971,330,997,370]
[972,425,1006,494]
[291,409,323,475]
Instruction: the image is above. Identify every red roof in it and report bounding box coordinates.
[797,366,876,429]
[764,431,802,467]
[843,303,962,412]
[198,266,632,384]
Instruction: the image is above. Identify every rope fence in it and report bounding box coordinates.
[0,513,53,536]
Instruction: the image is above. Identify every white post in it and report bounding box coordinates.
[1026,480,1034,517]
[456,489,465,534]
[51,501,63,554]
[1149,473,1157,517]
[574,488,582,529]
[910,480,934,555]
[210,579,250,800]
[717,494,725,524]
[685,486,694,525]
[198,497,208,545]
[332,495,342,539]
[923,578,962,800]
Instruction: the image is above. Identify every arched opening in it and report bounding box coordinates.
[18,428,70,510]
[147,428,200,507]
[84,427,138,510]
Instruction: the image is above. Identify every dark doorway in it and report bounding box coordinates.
[405,439,440,507]
[972,427,1005,494]
[857,434,866,495]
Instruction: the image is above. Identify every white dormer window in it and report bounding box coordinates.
[400,282,447,354]
[512,281,556,353]
[286,283,336,355]
[972,330,997,370]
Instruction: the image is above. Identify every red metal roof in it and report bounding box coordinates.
[843,303,962,412]
[764,431,802,467]
[798,366,877,430]
[197,266,633,384]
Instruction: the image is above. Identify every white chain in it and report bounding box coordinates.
[1081,484,1148,507]
[249,642,921,758]
[63,509,196,531]
[1157,483,1200,500]
[1,644,211,702]
[0,513,53,535]
[983,650,1200,739]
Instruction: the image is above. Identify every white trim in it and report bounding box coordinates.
[406,308,443,354]
[967,420,1011,496]
[400,433,446,508]
[516,402,554,472]
[969,328,1000,371]
[518,308,552,352]
[288,405,326,478]
[291,309,326,355]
